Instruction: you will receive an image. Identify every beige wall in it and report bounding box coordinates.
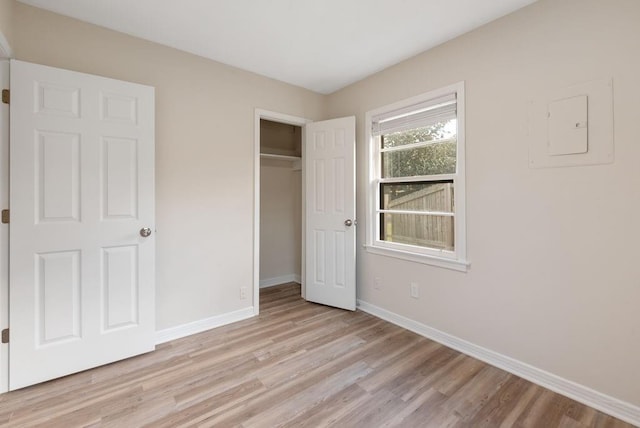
[327,0,640,407]
[11,2,325,330]
[259,159,301,282]
[0,0,13,51]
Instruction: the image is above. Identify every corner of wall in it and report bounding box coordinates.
[319,91,333,121]
[0,0,14,58]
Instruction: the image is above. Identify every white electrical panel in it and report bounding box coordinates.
[528,78,613,168]
[548,95,588,156]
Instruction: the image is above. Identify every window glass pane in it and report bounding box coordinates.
[381,119,456,149]
[380,213,454,251]
[382,139,456,178]
[381,181,454,213]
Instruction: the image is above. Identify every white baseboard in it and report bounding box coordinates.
[357,300,640,427]
[155,307,255,345]
[260,274,301,288]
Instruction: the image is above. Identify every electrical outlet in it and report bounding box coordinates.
[374,277,381,290]
[240,287,248,300]
[410,282,419,299]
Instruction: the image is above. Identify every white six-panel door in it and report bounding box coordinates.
[305,116,356,310]
[9,60,155,390]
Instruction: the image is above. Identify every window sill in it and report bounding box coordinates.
[364,245,470,272]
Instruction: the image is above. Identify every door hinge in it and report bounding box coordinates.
[1,89,8,105]
[1,209,8,224]
[1,329,8,344]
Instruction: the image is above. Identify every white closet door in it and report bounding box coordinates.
[305,116,356,310]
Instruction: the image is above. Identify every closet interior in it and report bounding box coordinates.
[259,119,303,288]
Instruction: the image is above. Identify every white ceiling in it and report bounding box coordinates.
[17,0,537,94]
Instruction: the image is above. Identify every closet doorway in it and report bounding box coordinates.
[253,110,310,313]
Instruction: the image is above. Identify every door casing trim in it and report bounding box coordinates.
[0,25,13,393]
[0,56,10,394]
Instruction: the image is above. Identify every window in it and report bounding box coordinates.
[365,82,468,271]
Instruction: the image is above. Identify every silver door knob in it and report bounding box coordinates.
[344,219,353,227]
[140,227,152,237]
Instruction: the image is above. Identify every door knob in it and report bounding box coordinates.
[140,227,152,237]
[344,219,353,227]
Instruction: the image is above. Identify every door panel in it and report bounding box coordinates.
[305,116,356,310]
[102,137,139,219]
[37,131,81,222]
[102,245,139,330]
[37,250,81,344]
[9,60,155,390]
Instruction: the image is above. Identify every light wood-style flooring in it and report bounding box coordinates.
[0,283,633,427]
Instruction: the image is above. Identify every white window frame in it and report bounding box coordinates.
[365,81,469,272]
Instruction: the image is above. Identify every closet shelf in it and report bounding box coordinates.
[260,153,301,161]
[260,153,302,171]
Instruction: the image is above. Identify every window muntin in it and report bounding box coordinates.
[368,83,466,266]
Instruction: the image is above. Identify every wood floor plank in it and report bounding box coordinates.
[243,361,373,427]
[0,283,633,428]
[328,388,401,427]
[458,375,533,427]
[280,383,371,428]
[442,365,511,420]
[378,386,446,427]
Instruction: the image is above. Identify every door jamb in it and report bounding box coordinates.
[253,109,311,315]
[0,31,13,394]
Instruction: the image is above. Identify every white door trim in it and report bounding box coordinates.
[0,59,8,394]
[253,109,311,315]
[0,28,11,394]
